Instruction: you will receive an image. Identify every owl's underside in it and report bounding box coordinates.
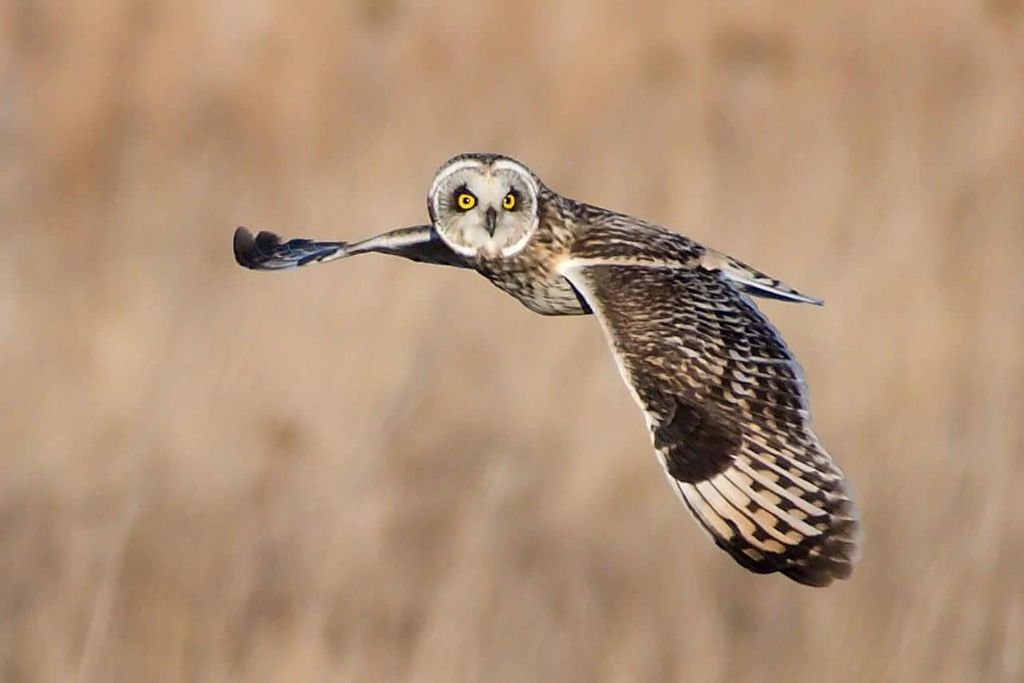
[232,153,860,587]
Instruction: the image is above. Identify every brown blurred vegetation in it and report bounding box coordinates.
[2,1,1023,681]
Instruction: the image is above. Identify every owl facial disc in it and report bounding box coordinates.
[428,155,540,258]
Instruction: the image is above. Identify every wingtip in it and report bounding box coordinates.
[779,288,825,306]
[782,499,861,587]
[779,289,825,307]
[233,227,253,267]
[233,226,281,269]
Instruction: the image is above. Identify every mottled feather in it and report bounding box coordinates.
[560,260,859,586]
[233,153,860,587]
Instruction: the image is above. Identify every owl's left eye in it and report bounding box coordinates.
[455,191,477,211]
[502,192,517,210]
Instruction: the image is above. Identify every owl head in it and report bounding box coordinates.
[427,153,541,258]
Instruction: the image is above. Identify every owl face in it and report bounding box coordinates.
[428,155,540,258]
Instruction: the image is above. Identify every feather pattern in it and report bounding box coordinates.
[232,153,859,587]
[560,260,859,586]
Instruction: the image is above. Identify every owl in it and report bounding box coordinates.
[233,153,860,587]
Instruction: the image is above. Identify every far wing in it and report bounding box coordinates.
[567,211,823,305]
[560,261,859,586]
[699,249,824,305]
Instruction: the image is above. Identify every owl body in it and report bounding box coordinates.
[471,189,588,316]
[233,152,861,587]
[468,185,708,316]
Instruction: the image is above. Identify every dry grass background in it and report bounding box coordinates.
[2,1,1023,681]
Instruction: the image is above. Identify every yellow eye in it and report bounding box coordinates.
[456,192,476,211]
[502,192,517,210]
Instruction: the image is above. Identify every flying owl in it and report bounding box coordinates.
[233,153,860,587]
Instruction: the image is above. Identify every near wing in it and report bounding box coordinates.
[233,226,469,271]
[560,261,860,586]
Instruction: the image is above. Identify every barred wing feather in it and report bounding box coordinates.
[560,261,860,586]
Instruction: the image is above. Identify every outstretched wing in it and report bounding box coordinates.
[560,260,859,586]
[233,226,469,271]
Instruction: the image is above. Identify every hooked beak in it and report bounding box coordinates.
[484,207,497,236]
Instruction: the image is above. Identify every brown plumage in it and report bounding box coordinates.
[233,152,860,587]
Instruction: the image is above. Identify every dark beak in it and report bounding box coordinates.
[484,207,497,236]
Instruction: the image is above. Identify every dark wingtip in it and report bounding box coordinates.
[783,502,861,588]
[233,227,281,269]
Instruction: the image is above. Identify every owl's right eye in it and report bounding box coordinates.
[455,192,477,211]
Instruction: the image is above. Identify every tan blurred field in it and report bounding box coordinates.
[2,1,1023,681]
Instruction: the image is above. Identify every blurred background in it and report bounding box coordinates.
[2,1,1023,681]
